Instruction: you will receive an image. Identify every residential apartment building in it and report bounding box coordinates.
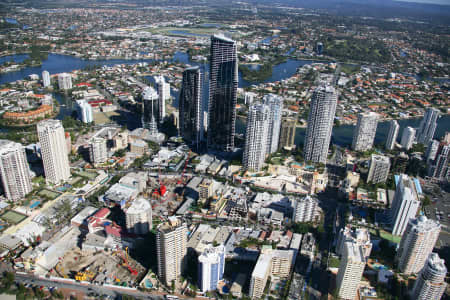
[243,102,270,171]
[367,154,390,184]
[303,85,337,163]
[396,216,440,274]
[156,217,187,286]
[390,174,420,236]
[0,140,32,201]
[37,119,70,184]
[411,253,447,300]
[207,34,238,152]
[352,112,378,151]
[386,120,399,150]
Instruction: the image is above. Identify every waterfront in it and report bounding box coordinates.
[2,52,449,147]
[237,115,450,148]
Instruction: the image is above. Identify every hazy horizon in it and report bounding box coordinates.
[396,0,450,5]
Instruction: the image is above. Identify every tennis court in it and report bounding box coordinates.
[0,210,27,224]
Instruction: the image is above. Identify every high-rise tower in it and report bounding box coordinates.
[352,112,378,151]
[386,120,400,150]
[0,140,32,201]
[303,85,337,163]
[179,67,202,149]
[243,102,270,171]
[417,108,440,145]
[37,119,70,184]
[142,86,159,134]
[207,34,238,152]
[263,94,283,154]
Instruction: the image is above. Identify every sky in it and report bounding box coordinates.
[396,0,450,5]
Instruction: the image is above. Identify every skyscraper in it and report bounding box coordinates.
[417,108,440,145]
[428,142,449,181]
[352,112,378,151]
[411,253,447,300]
[89,137,107,165]
[141,86,159,134]
[293,195,320,223]
[179,67,202,149]
[426,139,440,162]
[76,100,93,123]
[154,75,170,123]
[198,244,225,293]
[336,241,366,300]
[390,174,420,236]
[263,94,283,154]
[156,217,187,286]
[386,120,399,150]
[207,34,238,152]
[401,126,416,150]
[125,197,152,235]
[336,226,372,260]
[279,117,296,150]
[57,73,72,90]
[303,85,337,163]
[37,119,71,184]
[396,216,440,274]
[367,154,390,184]
[0,140,32,201]
[42,70,51,88]
[243,102,270,171]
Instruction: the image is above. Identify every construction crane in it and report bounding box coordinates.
[177,150,191,186]
[119,248,138,276]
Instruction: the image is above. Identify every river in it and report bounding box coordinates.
[2,52,449,145]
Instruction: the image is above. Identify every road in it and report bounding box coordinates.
[15,273,164,300]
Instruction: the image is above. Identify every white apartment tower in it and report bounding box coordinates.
[125,197,152,235]
[367,154,390,184]
[336,226,372,260]
[417,108,440,145]
[396,216,440,274]
[0,140,32,201]
[303,85,338,163]
[57,73,72,90]
[42,70,51,88]
[263,94,283,154]
[293,195,320,223]
[156,217,187,286]
[243,102,270,171]
[352,112,378,151]
[336,241,366,300]
[198,244,225,293]
[250,249,294,299]
[89,137,107,165]
[412,253,447,300]
[401,126,416,150]
[390,174,420,236]
[154,75,170,123]
[76,100,93,123]
[386,120,399,150]
[428,142,450,181]
[426,139,440,162]
[37,120,70,184]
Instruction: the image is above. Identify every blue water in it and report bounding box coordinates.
[29,201,41,209]
[0,53,160,85]
[0,54,29,65]
[260,35,278,45]
[5,18,18,24]
[169,30,209,37]
[199,23,222,28]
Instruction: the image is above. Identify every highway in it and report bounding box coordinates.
[15,273,164,300]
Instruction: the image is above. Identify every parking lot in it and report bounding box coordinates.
[422,186,450,249]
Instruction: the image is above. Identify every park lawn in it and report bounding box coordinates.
[38,188,60,200]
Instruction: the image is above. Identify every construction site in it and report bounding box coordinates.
[52,247,145,287]
[148,150,194,218]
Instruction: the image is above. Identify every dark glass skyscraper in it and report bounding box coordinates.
[179,66,202,149]
[207,34,238,152]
